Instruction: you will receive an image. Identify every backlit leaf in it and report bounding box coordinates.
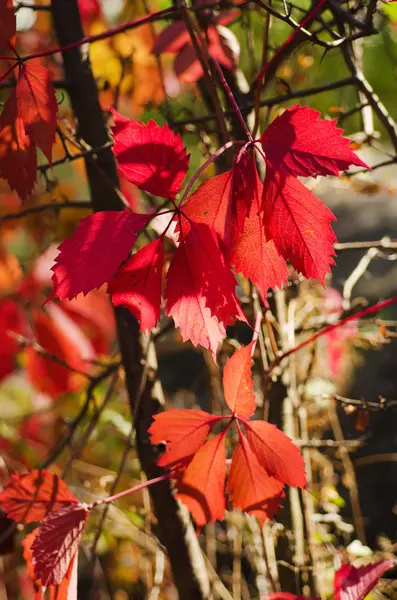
[0,470,78,523]
[223,342,256,418]
[259,105,368,178]
[49,211,148,301]
[334,560,395,600]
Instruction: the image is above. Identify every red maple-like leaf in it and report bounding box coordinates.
[31,503,88,586]
[244,421,306,487]
[23,528,78,600]
[0,470,78,523]
[262,169,336,283]
[148,409,220,469]
[0,89,37,198]
[49,211,149,301]
[150,343,305,526]
[0,0,15,49]
[109,237,164,333]
[165,219,244,358]
[223,341,256,418]
[259,105,368,178]
[182,165,288,301]
[111,110,190,199]
[16,60,58,163]
[334,560,395,600]
[226,433,284,521]
[176,431,227,527]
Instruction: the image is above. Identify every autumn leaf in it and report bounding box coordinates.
[31,502,88,586]
[244,420,306,487]
[26,308,91,398]
[0,470,78,523]
[223,342,256,418]
[109,237,164,333]
[49,211,149,301]
[230,145,258,234]
[148,409,220,469]
[165,219,245,358]
[0,90,37,198]
[23,528,78,600]
[0,298,22,382]
[259,105,368,178]
[226,433,284,521]
[111,110,190,199]
[262,169,336,283]
[334,560,395,600]
[176,431,227,527]
[16,60,58,163]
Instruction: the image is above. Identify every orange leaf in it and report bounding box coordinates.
[16,60,58,162]
[176,431,227,527]
[0,470,78,523]
[223,342,256,418]
[245,420,306,487]
[227,433,283,522]
[149,409,219,469]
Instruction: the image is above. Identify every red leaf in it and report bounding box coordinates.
[49,211,148,301]
[227,433,284,522]
[259,105,368,178]
[31,503,88,586]
[149,409,218,469]
[0,298,22,382]
[109,238,164,333]
[223,342,256,418]
[176,431,227,526]
[334,560,395,600]
[0,90,37,198]
[263,169,336,283]
[0,0,15,49]
[16,60,58,162]
[182,169,233,242]
[23,528,78,600]
[26,308,90,397]
[0,470,78,523]
[166,220,244,357]
[111,110,189,199]
[244,421,306,487]
[152,20,190,54]
[230,146,257,234]
[229,168,288,301]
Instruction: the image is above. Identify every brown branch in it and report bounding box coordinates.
[0,201,91,224]
[50,2,210,597]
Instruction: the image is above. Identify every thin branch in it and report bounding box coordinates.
[0,201,91,224]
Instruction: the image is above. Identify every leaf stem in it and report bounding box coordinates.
[179,140,244,208]
[211,58,253,142]
[92,471,177,507]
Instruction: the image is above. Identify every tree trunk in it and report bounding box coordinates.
[51,2,211,597]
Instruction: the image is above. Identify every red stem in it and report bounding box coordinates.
[253,0,329,87]
[274,296,397,365]
[212,58,253,142]
[92,471,177,507]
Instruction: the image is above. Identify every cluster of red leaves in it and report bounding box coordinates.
[0,470,89,599]
[152,4,240,83]
[0,248,115,397]
[48,106,366,359]
[0,1,57,198]
[0,469,394,597]
[149,342,306,527]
